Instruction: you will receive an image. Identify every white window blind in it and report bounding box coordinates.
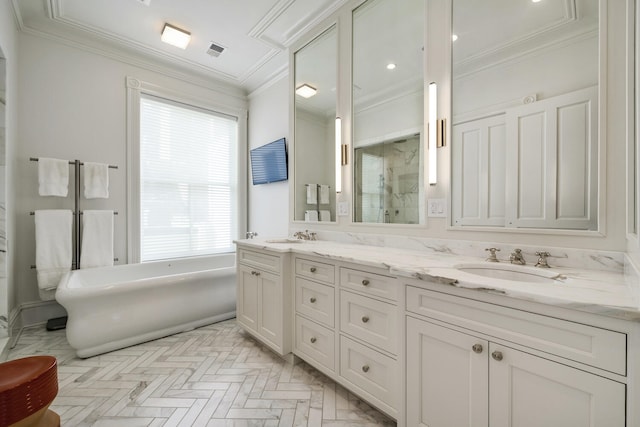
[139,94,238,262]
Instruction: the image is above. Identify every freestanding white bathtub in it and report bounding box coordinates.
[56,254,236,358]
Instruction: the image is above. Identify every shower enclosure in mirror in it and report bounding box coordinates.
[352,0,425,224]
[293,25,337,223]
[451,0,600,231]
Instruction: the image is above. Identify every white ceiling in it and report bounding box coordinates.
[12,0,348,93]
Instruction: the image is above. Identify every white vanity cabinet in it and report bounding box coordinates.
[405,282,627,427]
[338,266,399,417]
[236,246,291,355]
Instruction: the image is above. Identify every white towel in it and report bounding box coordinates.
[35,210,72,296]
[38,158,69,197]
[80,210,114,269]
[319,184,330,204]
[305,210,319,222]
[319,210,331,222]
[306,184,317,204]
[84,162,109,199]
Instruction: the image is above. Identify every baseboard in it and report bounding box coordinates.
[14,300,67,332]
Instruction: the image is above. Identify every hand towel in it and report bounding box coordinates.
[80,210,114,269]
[35,210,72,296]
[38,158,69,197]
[84,162,109,199]
[319,184,330,204]
[319,210,331,222]
[306,184,317,204]
[305,210,319,222]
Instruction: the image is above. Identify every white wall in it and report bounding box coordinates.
[247,77,289,238]
[15,32,247,310]
[0,1,19,325]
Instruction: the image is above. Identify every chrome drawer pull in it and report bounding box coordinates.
[310,267,317,273]
[472,344,483,354]
[492,351,503,361]
[361,316,369,323]
[362,365,370,373]
[310,337,317,344]
[310,297,317,303]
[362,279,370,286]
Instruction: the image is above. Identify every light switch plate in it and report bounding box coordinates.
[427,198,447,217]
[338,201,350,216]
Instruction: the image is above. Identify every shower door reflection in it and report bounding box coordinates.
[354,134,420,224]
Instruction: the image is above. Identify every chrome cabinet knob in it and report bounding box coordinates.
[310,297,316,303]
[492,351,503,361]
[310,267,317,273]
[362,279,370,286]
[472,344,483,354]
[310,337,317,344]
[362,365,370,373]
[362,316,369,323]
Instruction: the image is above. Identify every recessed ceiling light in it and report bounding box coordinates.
[161,23,191,49]
[386,63,397,70]
[296,84,317,98]
[452,34,458,42]
[531,0,542,2]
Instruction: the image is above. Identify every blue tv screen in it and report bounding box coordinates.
[250,137,288,185]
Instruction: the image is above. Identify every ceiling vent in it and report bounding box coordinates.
[207,42,226,58]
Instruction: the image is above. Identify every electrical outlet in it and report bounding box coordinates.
[427,198,447,217]
[338,201,350,216]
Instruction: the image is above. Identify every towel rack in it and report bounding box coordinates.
[30,157,118,270]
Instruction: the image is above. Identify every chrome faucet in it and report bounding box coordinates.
[534,251,551,268]
[245,231,258,239]
[485,247,500,262]
[294,230,317,241]
[509,249,526,265]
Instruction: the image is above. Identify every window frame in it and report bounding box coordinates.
[126,77,247,263]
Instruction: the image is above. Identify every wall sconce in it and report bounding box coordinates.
[161,23,191,49]
[335,117,342,193]
[428,82,445,186]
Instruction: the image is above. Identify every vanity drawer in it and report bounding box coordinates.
[340,267,398,302]
[406,286,627,375]
[295,315,335,372]
[295,278,335,328]
[339,335,397,413]
[237,248,280,274]
[340,290,398,355]
[295,257,335,284]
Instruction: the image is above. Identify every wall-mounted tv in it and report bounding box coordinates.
[250,137,288,185]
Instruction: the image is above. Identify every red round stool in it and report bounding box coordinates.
[0,356,60,427]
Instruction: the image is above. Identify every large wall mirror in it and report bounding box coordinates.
[352,0,424,224]
[451,0,600,231]
[0,49,6,344]
[293,25,338,223]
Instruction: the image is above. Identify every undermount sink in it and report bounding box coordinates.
[453,263,566,283]
[265,238,305,244]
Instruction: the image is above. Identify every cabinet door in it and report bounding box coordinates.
[489,344,625,427]
[257,269,282,349]
[406,317,489,427]
[237,264,259,332]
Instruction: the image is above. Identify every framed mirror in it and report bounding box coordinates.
[293,25,338,223]
[352,0,425,224]
[451,0,600,231]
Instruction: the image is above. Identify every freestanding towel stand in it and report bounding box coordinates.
[30,157,118,330]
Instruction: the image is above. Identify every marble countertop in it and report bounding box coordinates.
[236,238,640,321]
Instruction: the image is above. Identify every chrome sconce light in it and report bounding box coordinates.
[428,82,445,186]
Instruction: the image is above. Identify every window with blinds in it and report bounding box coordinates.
[139,94,238,262]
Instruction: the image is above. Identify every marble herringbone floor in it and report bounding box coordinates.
[5,319,396,426]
